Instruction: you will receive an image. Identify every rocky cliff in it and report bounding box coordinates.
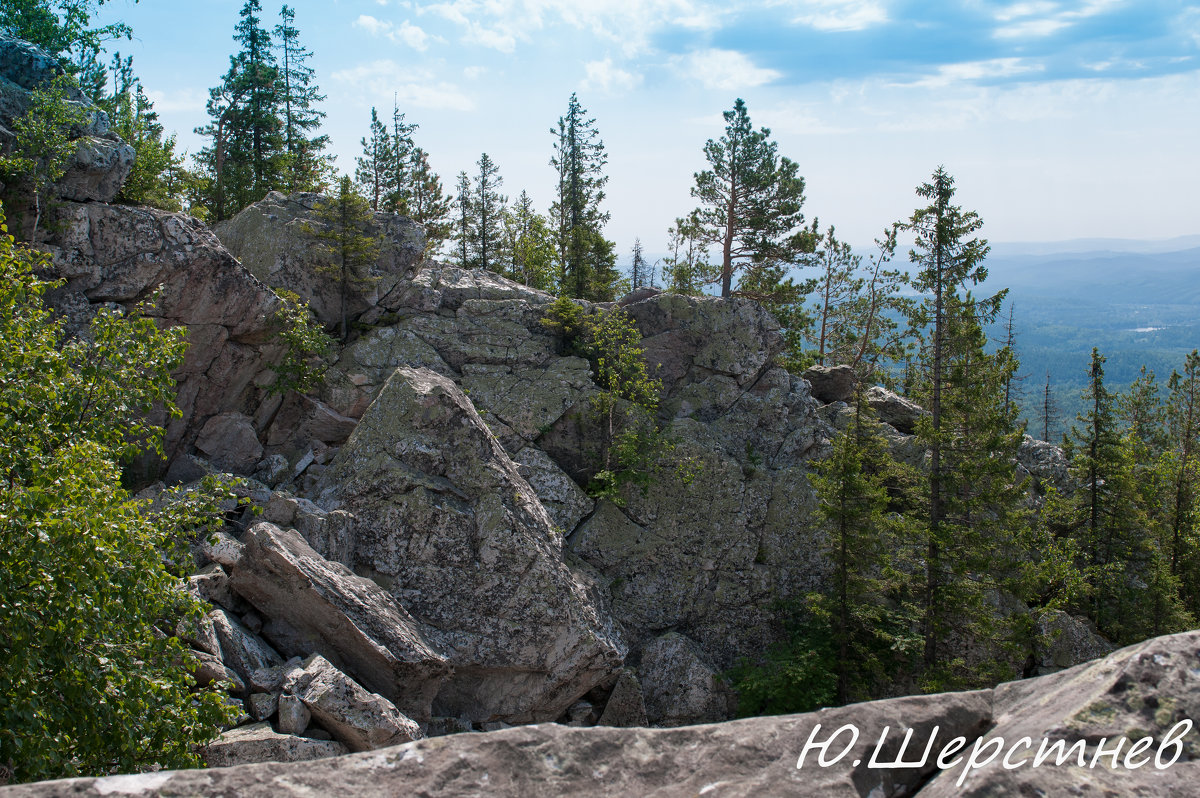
[0,33,1136,792]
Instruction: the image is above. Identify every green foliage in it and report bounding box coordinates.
[0,0,133,95]
[101,54,188,211]
[540,300,685,502]
[0,211,234,783]
[274,5,330,194]
[661,211,716,295]
[268,289,335,395]
[550,93,620,301]
[469,152,506,272]
[407,147,451,250]
[689,98,815,298]
[503,190,557,291]
[0,73,87,236]
[303,175,382,341]
[726,612,835,717]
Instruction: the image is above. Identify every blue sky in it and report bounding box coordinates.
[94,1,1200,258]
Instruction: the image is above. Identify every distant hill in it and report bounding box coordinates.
[980,244,1200,440]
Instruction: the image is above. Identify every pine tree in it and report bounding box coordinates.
[1041,370,1059,442]
[303,175,381,341]
[102,54,187,211]
[849,225,911,382]
[407,147,451,251]
[194,0,285,220]
[662,212,714,295]
[273,4,330,193]
[549,93,619,300]
[689,98,814,298]
[811,225,864,367]
[355,107,391,212]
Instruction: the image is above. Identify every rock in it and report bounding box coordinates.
[617,286,661,306]
[200,530,245,570]
[802,364,857,404]
[513,445,594,534]
[636,632,736,727]
[11,681,993,796]
[57,135,136,203]
[1017,434,1071,497]
[596,669,648,727]
[247,692,279,722]
[314,367,624,724]
[202,722,346,767]
[195,412,264,474]
[177,604,221,656]
[39,202,285,477]
[227,521,449,720]
[922,630,1200,795]
[209,608,284,690]
[865,385,928,434]
[22,632,1200,795]
[385,264,553,313]
[284,654,423,752]
[213,191,425,330]
[1033,608,1115,673]
[565,700,598,726]
[264,394,359,459]
[253,453,290,486]
[189,563,237,611]
[192,650,244,693]
[276,694,311,736]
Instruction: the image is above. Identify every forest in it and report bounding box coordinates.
[0,0,1198,785]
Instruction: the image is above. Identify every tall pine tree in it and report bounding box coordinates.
[273,4,329,193]
[355,107,391,212]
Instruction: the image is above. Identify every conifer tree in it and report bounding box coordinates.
[273,5,329,193]
[303,175,380,341]
[355,107,391,212]
[383,101,417,215]
[1166,351,1200,607]
[629,237,653,289]
[812,388,921,703]
[451,170,473,268]
[549,93,619,300]
[689,98,814,298]
[470,153,505,272]
[904,166,1024,686]
[662,212,714,295]
[504,190,556,291]
[1041,370,1058,442]
[407,147,451,251]
[811,225,864,367]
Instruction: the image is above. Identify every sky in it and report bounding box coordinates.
[91,0,1200,259]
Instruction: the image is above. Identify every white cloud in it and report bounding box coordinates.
[331,60,475,110]
[905,57,1045,88]
[676,48,782,91]
[146,87,207,114]
[784,0,888,32]
[463,65,488,80]
[992,0,1122,39]
[581,58,643,94]
[421,0,722,57]
[354,15,432,51]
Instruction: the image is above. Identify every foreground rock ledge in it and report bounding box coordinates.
[8,631,1200,797]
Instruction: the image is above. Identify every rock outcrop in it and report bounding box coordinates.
[13,630,1200,798]
[213,191,426,330]
[314,366,624,723]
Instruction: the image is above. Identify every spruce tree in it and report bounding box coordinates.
[629,237,653,289]
[1166,351,1200,607]
[407,147,451,251]
[549,93,618,300]
[470,153,505,272]
[451,170,473,268]
[355,107,391,212]
[303,176,381,341]
[229,0,283,208]
[383,101,417,215]
[811,225,864,367]
[689,98,814,298]
[905,166,1025,686]
[504,190,556,291]
[273,5,329,193]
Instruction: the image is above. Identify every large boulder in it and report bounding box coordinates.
[213,191,425,330]
[0,34,134,204]
[865,385,928,434]
[283,655,423,752]
[314,367,624,723]
[227,521,450,720]
[202,723,346,768]
[803,364,857,404]
[635,632,736,727]
[40,202,285,476]
[15,631,1200,797]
